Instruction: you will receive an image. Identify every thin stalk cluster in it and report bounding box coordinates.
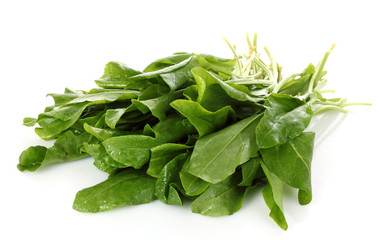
[223,33,371,114]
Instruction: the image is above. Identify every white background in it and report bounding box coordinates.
[1,0,378,239]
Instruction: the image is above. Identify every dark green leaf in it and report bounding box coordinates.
[261,162,288,230]
[132,90,183,121]
[82,143,119,174]
[143,53,193,72]
[147,143,191,178]
[151,114,196,143]
[187,114,262,184]
[18,131,90,171]
[256,93,312,148]
[102,135,161,169]
[155,153,188,205]
[191,175,247,217]
[192,67,263,103]
[99,61,141,81]
[104,108,128,129]
[200,84,263,118]
[83,123,118,141]
[171,99,235,137]
[17,146,47,172]
[279,64,315,96]
[238,157,262,187]
[180,158,210,196]
[73,169,156,212]
[260,132,315,205]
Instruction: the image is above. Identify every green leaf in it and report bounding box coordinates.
[23,117,37,127]
[147,143,191,178]
[104,108,128,129]
[199,84,263,118]
[261,162,288,230]
[47,88,83,106]
[198,53,236,74]
[83,123,118,141]
[17,146,47,172]
[127,57,194,91]
[132,90,183,121]
[143,53,193,72]
[73,169,156,212]
[82,143,119,174]
[62,90,140,105]
[18,131,90,171]
[191,175,247,216]
[191,67,263,103]
[102,135,161,169]
[151,114,196,143]
[187,113,262,184]
[256,93,313,148]
[36,102,89,139]
[36,90,140,140]
[155,153,188,205]
[99,61,141,81]
[238,157,262,187]
[94,61,142,89]
[171,99,235,137]
[260,132,315,205]
[180,158,210,196]
[279,64,315,96]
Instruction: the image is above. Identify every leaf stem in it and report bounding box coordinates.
[315,98,346,106]
[223,36,243,76]
[342,102,372,107]
[313,105,348,115]
[264,46,278,85]
[318,89,335,93]
[308,44,336,93]
[226,79,272,85]
[253,33,258,53]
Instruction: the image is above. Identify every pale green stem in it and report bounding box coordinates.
[253,33,258,53]
[253,56,273,82]
[342,102,372,107]
[313,105,348,115]
[226,79,272,85]
[223,36,243,76]
[308,44,336,93]
[242,52,256,75]
[264,46,278,85]
[318,89,335,93]
[315,79,328,90]
[326,98,342,102]
[315,98,346,106]
[246,32,253,49]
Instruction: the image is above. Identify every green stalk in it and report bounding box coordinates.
[308,44,336,93]
[264,46,278,85]
[313,105,348,115]
[226,79,272,85]
[223,36,243,76]
[342,102,372,107]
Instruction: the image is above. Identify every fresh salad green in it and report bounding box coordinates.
[18,34,369,230]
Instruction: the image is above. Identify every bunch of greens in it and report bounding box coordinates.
[18,34,368,230]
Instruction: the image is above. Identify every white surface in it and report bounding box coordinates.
[1,0,378,239]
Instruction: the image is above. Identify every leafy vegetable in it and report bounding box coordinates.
[187,113,262,184]
[191,174,247,217]
[19,34,370,230]
[73,169,156,212]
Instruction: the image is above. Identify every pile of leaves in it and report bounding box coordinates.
[19,35,364,230]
